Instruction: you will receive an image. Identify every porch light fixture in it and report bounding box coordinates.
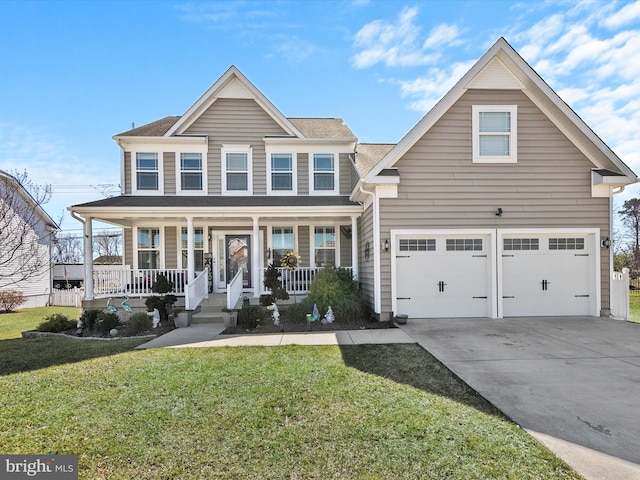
[496,208,503,217]
[601,237,611,248]
[383,239,390,252]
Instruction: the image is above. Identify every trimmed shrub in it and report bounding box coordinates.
[307,266,359,313]
[79,309,102,331]
[36,313,77,333]
[282,301,311,324]
[96,311,120,335]
[0,290,26,313]
[237,305,268,329]
[127,312,153,335]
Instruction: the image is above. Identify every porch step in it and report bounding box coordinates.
[191,311,225,324]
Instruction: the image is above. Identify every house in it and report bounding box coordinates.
[70,38,637,320]
[0,169,59,307]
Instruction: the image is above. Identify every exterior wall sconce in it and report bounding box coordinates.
[383,239,390,251]
[601,237,611,248]
[496,208,503,217]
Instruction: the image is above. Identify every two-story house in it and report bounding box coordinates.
[70,38,637,320]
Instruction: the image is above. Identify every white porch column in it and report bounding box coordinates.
[84,216,94,300]
[252,216,260,297]
[186,216,195,283]
[351,215,359,280]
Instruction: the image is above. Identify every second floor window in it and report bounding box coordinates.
[271,153,293,191]
[313,153,335,192]
[136,152,158,190]
[180,153,203,191]
[222,145,252,194]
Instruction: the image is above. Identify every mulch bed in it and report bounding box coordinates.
[24,321,176,340]
[222,318,395,335]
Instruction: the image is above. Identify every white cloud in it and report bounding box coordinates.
[422,24,461,49]
[352,7,444,68]
[604,0,640,28]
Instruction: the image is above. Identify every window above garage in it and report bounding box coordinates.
[472,105,517,163]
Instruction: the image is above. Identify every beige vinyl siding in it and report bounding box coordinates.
[297,153,309,195]
[358,205,375,311]
[164,152,176,195]
[378,89,610,315]
[164,226,177,269]
[297,225,310,268]
[124,229,133,267]
[339,153,351,195]
[339,225,352,267]
[124,152,131,194]
[183,98,288,195]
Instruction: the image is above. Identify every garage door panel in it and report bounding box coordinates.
[501,236,592,317]
[395,235,491,318]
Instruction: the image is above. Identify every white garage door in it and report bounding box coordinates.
[501,234,592,317]
[394,230,597,318]
[395,234,493,318]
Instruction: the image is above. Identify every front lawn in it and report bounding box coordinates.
[0,338,580,479]
[0,306,81,340]
[629,295,640,323]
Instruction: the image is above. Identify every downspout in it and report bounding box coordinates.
[70,210,94,301]
[360,185,381,315]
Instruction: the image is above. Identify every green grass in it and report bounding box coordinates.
[0,337,580,479]
[0,306,81,340]
[629,295,640,323]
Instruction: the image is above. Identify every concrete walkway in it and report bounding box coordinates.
[136,324,415,349]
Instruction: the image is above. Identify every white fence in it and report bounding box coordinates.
[49,288,84,307]
[94,268,187,296]
[611,268,630,321]
[257,266,353,295]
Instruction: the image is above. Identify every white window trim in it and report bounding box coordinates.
[221,144,253,195]
[267,224,297,263]
[132,151,164,195]
[472,105,517,164]
[176,149,208,195]
[308,149,340,195]
[266,147,297,195]
[310,224,340,267]
[177,226,206,271]
[134,226,164,270]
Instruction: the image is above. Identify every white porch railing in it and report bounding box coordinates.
[93,268,187,297]
[257,266,353,295]
[50,287,84,307]
[185,268,208,310]
[227,268,244,309]
[611,268,630,320]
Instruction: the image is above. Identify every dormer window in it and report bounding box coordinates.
[472,105,517,163]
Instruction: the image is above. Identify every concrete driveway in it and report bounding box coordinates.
[401,316,640,480]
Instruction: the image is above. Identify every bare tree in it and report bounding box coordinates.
[0,170,55,288]
[618,198,640,277]
[52,233,83,264]
[93,230,122,260]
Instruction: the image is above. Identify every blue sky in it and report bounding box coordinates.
[1,0,639,233]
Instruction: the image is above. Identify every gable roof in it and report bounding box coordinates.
[0,169,58,230]
[364,37,637,184]
[164,65,304,138]
[288,118,356,140]
[355,143,396,177]
[115,116,180,137]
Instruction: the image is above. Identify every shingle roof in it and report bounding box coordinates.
[115,116,181,137]
[286,118,356,140]
[354,143,395,176]
[72,195,360,209]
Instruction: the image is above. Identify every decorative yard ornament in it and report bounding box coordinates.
[325,306,334,324]
[109,328,118,336]
[312,303,320,322]
[152,308,161,328]
[268,303,281,326]
[281,251,301,271]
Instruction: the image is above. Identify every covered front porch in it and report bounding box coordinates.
[70,196,363,311]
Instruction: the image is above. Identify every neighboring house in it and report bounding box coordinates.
[0,169,59,308]
[70,38,637,319]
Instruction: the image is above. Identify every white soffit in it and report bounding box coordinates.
[467,57,524,90]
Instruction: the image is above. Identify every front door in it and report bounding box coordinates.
[226,235,251,288]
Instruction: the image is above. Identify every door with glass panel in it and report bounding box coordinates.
[226,235,251,288]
